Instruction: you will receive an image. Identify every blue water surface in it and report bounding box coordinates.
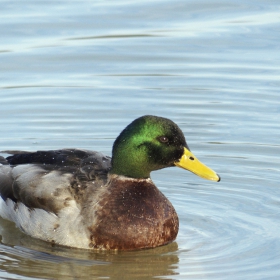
[0,0,280,279]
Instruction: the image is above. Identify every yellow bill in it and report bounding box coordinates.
[175,147,220,182]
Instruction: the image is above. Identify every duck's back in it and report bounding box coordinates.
[0,149,111,248]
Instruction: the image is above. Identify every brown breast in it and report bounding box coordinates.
[87,175,179,250]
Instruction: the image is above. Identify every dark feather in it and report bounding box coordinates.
[0,149,112,214]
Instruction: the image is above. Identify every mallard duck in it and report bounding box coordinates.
[0,115,220,250]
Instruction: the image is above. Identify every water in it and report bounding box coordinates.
[1,0,280,279]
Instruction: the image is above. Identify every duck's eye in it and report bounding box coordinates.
[158,136,169,143]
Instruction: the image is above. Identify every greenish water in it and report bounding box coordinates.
[1,0,280,279]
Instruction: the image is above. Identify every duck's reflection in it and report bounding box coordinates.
[0,218,179,280]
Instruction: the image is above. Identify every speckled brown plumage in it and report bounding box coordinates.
[86,175,179,250]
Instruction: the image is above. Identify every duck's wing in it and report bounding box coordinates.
[0,149,111,215]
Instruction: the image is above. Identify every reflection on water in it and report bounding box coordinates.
[0,218,179,279]
[1,0,280,279]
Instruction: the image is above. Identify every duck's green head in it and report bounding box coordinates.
[110,115,220,181]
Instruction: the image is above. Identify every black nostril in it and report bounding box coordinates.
[189,157,194,160]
